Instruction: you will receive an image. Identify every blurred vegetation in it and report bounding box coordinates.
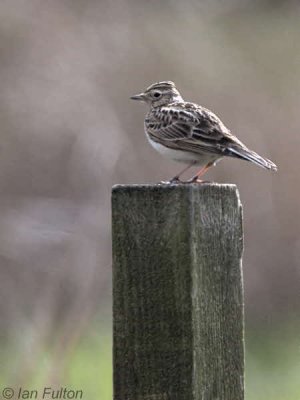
[0,0,299,399]
[1,320,300,399]
[0,322,112,399]
[246,321,300,400]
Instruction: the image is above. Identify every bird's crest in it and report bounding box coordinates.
[145,81,176,92]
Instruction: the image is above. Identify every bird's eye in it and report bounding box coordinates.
[153,91,161,98]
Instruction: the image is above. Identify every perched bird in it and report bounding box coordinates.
[131,81,277,182]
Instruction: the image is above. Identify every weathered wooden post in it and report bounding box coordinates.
[112,183,244,400]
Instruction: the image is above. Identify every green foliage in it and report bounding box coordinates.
[246,323,300,400]
[66,331,112,400]
[0,325,112,400]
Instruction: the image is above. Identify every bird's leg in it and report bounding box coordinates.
[187,161,214,183]
[169,162,197,183]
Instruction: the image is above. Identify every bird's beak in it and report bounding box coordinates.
[130,93,145,101]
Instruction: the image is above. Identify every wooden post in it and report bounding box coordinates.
[112,183,244,400]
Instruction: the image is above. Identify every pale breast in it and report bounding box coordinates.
[145,133,218,166]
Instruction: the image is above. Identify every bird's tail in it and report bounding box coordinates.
[227,145,278,171]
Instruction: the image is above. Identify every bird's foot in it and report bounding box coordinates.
[159,177,212,185]
[186,177,211,184]
[170,176,181,184]
[160,176,181,184]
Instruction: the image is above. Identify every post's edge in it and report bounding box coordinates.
[112,182,239,193]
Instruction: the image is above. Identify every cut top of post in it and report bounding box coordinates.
[112,183,243,253]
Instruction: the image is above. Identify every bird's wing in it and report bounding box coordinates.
[145,103,240,155]
[145,103,277,171]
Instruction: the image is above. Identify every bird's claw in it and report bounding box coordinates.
[159,177,181,184]
[186,178,211,184]
[159,177,211,185]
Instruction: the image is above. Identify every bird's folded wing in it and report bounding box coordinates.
[145,107,238,155]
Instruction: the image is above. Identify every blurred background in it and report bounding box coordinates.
[0,0,299,398]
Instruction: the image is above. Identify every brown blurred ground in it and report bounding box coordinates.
[0,0,299,379]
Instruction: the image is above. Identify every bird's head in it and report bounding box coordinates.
[130,81,183,107]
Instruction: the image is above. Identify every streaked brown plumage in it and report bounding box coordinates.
[131,81,277,182]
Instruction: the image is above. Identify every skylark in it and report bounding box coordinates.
[131,81,277,182]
